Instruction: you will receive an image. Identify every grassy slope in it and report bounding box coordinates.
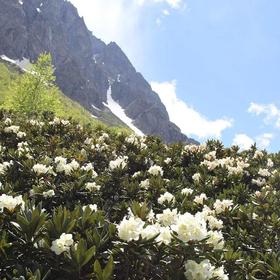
[0,59,130,133]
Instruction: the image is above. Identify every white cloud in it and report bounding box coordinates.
[156,18,162,26]
[248,102,280,128]
[256,133,273,150]
[151,80,233,139]
[162,9,170,15]
[70,0,139,45]
[69,0,185,65]
[232,134,254,151]
[232,133,273,151]
[136,0,183,9]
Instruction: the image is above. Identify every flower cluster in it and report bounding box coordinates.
[51,233,74,255]
[0,194,25,211]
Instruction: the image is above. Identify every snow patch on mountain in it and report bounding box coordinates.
[91,104,101,111]
[0,55,16,64]
[103,86,144,136]
[0,55,31,71]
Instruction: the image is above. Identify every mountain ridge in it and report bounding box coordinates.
[0,0,197,144]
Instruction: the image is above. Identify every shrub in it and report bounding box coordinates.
[0,110,279,279]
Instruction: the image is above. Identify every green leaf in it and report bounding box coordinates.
[102,256,114,280]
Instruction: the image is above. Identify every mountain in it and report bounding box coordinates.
[0,0,197,144]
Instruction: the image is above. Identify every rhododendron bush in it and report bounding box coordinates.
[0,110,280,280]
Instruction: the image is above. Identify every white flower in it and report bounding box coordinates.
[252,213,258,219]
[17,142,31,157]
[109,156,128,170]
[81,163,98,177]
[17,131,26,138]
[194,193,207,205]
[63,164,74,175]
[50,117,60,125]
[258,168,271,177]
[49,118,70,126]
[69,160,80,170]
[140,142,147,149]
[82,204,98,212]
[158,192,175,205]
[51,233,74,255]
[55,156,67,165]
[141,224,160,240]
[267,158,274,168]
[255,191,261,197]
[184,259,215,280]
[252,177,266,187]
[207,230,224,250]
[43,190,55,198]
[85,182,101,191]
[139,179,150,189]
[148,165,163,176]
[192,173,201,183]
[125,135,138,144]
[207,215,223,230]
[4,125,20,134]
[204,151,216,161]
[61,120,70,126]
[164,158,172,164]
[156,208,178,226]
[29,119,44,127]
[132,171,141,178]
[146,209,155,222]
[156,226,172,245]
[201,205,215,217]
[32,164,49,176]
[55,158,79,175]
[213,199,233,214]
[0,194,25,211]
[4,118,12,125]
[98,133,109,142]
[84,137,93,145]
[81,163,94,172]
[91,143,108,152]
[184,144,206,154]
[0,161,13,175]
[253,150,263,159]
[181,188,193,196]
[171,212,208,242]
[213,266,229,280]
[117,216,145,242]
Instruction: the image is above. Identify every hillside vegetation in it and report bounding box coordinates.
[0,57,128,132]
[0,109,280,279]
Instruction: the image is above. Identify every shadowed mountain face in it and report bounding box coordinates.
[0,0,197,144]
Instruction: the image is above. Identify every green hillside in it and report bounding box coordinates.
[0,58,129,133]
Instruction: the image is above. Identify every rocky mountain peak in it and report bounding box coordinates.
[0,0,197,144]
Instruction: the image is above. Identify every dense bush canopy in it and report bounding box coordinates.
[0,110,280,280]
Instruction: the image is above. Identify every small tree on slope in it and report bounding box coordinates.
[6,53,60,116]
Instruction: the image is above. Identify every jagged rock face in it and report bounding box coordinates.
[0,0,197,144]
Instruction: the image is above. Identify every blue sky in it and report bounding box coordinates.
[70,0,280,151]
